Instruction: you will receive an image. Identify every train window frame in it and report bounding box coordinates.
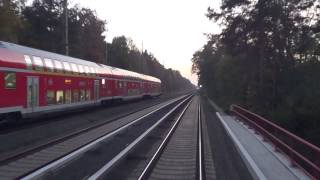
[56,90,64,104]
[63,62,71,73]
[86,89,91,100]
[44,58,54,72]
[73,89,79,103]
[54,60,63,72]
[84,66,90,75]
[80,89,86,101]
[90,67,96,76]
[103,79,108,88]
[65,90,72,104]
[4,72,16,89]
[71,63,79,74]
[46,90,55,105]
[24,55,33,70]
[78,65,85,74]
[33,56,44,71]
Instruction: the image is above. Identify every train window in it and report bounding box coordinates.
[73,90,79,102]
[71,63,79,74]
[84,66,90,75]
[65,90,72,104]
[90,67,96,75]
[86,89,91,100]
[24,55,33,70]
[46,90,55,105]
[118,81,122,88]
[80,90,86,101]
[33,56,44,71]
[54,60,63,72]
[56,90,64,104]
[101,79,107,88]
[78,65,84,74]
[44,58,54,72]
[4,72,16,89]
[63,62,71,73]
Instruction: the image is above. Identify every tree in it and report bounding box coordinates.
[193,0,320,145]
[21,0,65,51]
[0,0,25,42]
[108,36,130,69]
[108,36,194,92]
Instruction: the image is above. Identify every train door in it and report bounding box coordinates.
[144,82,148,94]
[117,81,126,97]
[123,81,128,96]
[140,82,143,94]
[27,77,39,112]
[94,80,100,101]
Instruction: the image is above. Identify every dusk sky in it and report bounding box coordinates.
[71,0,221,85]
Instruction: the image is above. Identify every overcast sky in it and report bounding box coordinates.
[71,0,221,85]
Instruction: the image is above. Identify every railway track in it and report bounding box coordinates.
[134,97,202,180]
[0,92,187,134]
[0,94,181,162]
[84,96,215,180]
[136,96,205,180]
[0,94,191,179]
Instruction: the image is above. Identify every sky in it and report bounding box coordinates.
[70,0,221,85]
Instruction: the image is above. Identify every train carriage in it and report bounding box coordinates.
[0,41,161,121]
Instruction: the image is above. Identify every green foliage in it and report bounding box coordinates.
[193,0,320,146]
[20,0,107,63]
[0,0,25,42]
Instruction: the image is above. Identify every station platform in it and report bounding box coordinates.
[208,100,310,180]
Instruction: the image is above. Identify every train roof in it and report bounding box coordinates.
[96,64,113,75]
[0,41,99,68]
[0,41,161,83]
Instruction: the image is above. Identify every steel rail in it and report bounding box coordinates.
[20,95,190,180]
[87,95,193,180]
[198,103,203,180]
[137,98,193,180]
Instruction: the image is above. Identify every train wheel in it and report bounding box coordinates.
[4,112,22,123]
[0,115,5,123]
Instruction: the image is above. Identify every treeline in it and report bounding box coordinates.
[192,0,320,145]
[0,0,194,92]
[107,36,194,92]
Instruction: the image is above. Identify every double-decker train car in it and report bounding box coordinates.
[0,41,161,121]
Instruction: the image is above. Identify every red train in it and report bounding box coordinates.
[0,41,161,121]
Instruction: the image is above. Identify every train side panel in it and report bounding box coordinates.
[0,41,162,120]
[0,71,26,109]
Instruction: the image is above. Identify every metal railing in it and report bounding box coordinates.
[230,104,320,179]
